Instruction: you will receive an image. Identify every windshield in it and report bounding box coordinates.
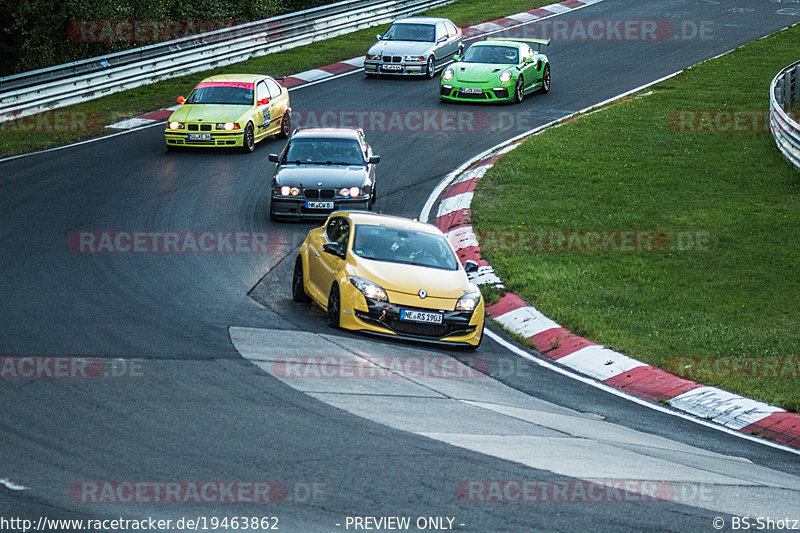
[352,225,460,270]
[462,45,519,64]
[382,23,435,42]
[186,86,253,105]
[284,138,365,165]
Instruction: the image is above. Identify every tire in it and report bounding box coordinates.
[456,45,464,58]
[327,284,341,328]
[513,78,524,104]
[370,184,377,207]
[277,111,291,139]
[425,56,435,79]
[292,258,311,303]
[539,64,550,94]
[241,122,255,153]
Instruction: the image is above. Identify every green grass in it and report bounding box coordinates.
[472,24,800,412]
[0,0,550,158]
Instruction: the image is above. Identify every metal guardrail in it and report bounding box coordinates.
[770,60,800,170]
[0,0,453,122]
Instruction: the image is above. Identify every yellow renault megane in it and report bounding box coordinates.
[293,211,484,348]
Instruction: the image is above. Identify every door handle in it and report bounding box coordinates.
[314,251,320,257]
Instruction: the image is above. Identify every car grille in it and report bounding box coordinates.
[304,189,335,199]
[355,304,476,340]
[187,124,212,131]
[383,56,402,63]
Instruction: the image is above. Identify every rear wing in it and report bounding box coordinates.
[485,37,551,51]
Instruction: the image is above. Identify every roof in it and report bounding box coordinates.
[199,74,272,84]
[393,17,451,25]
[335,211,442,234]
[292,128,362,140]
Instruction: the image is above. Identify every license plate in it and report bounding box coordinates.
[400,309,443,324]
[187,133,211,140]
[305,201,334,209]
[381,64,402,71]
[460,87,482,94]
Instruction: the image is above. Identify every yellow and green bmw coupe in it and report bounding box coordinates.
[293,211,485,348]
[164,74,291,152]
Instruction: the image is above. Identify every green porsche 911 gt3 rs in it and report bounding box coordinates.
[440,38,550,104]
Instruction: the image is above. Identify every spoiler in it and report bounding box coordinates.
[485,37,551,51]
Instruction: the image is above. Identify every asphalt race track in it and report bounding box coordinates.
[2,1,800,531]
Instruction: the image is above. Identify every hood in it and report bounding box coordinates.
[454,63,507,83]
[352,259,468,300]
[368,40,433,57]
[168,104,250,123]
[274,165,369,188]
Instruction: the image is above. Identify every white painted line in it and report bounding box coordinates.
[469,265,503,286]
[436,192,473,218]
[557,345,647,381]
[506,12,540,23]
[485,329,800,456]
[340,57,365,67]
[0,478,28,491]
[107,117,156,130]
[669,387,783,431]
[444,225,479,251]
[452,165,488,185]
[540,3,571,14]
[290,68,333,82]
[493,306,560,338]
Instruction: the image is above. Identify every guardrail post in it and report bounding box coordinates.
[770,60,800,170]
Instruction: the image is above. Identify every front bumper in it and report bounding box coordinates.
[340,289,484,347]
[270,196,371,219]
[164,130,245,148]
[439,83,512,103]
[364,59,427,76]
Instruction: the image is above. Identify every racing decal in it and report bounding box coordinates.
[196,81,254,89]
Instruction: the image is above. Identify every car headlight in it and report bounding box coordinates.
[443,68,454,81]
[366,54,381,60]
[405,55,425,62]
[168,121,183,130]
[216,122,239,131]
[350,276,388,302]
[499,70,512,83]
[339,187,361,198]
[455,292,481,311]
[278,186,300,196]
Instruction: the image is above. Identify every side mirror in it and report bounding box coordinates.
[257,98,270,106]
[464,260,479,273]
[368,155,380,164]
[524,57,534,64]
[177,96,186,104]
[376,34,382,40]
[322,242,345,258]
[452,54,460,62]
[437,36,447,43]
[268,153,279,162]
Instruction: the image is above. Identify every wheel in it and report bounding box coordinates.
[370,184,377,206]
[277,111,291,139]
[292,258,311,303]
[425,56,435,79]
[327,284,341,328]
[513,78,524,104]
[456,45,464,58]
[241,122,255,153]
[539,64,550,94]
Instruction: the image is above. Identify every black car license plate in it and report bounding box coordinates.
[305,201,334,209]
[399,309,443,324]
